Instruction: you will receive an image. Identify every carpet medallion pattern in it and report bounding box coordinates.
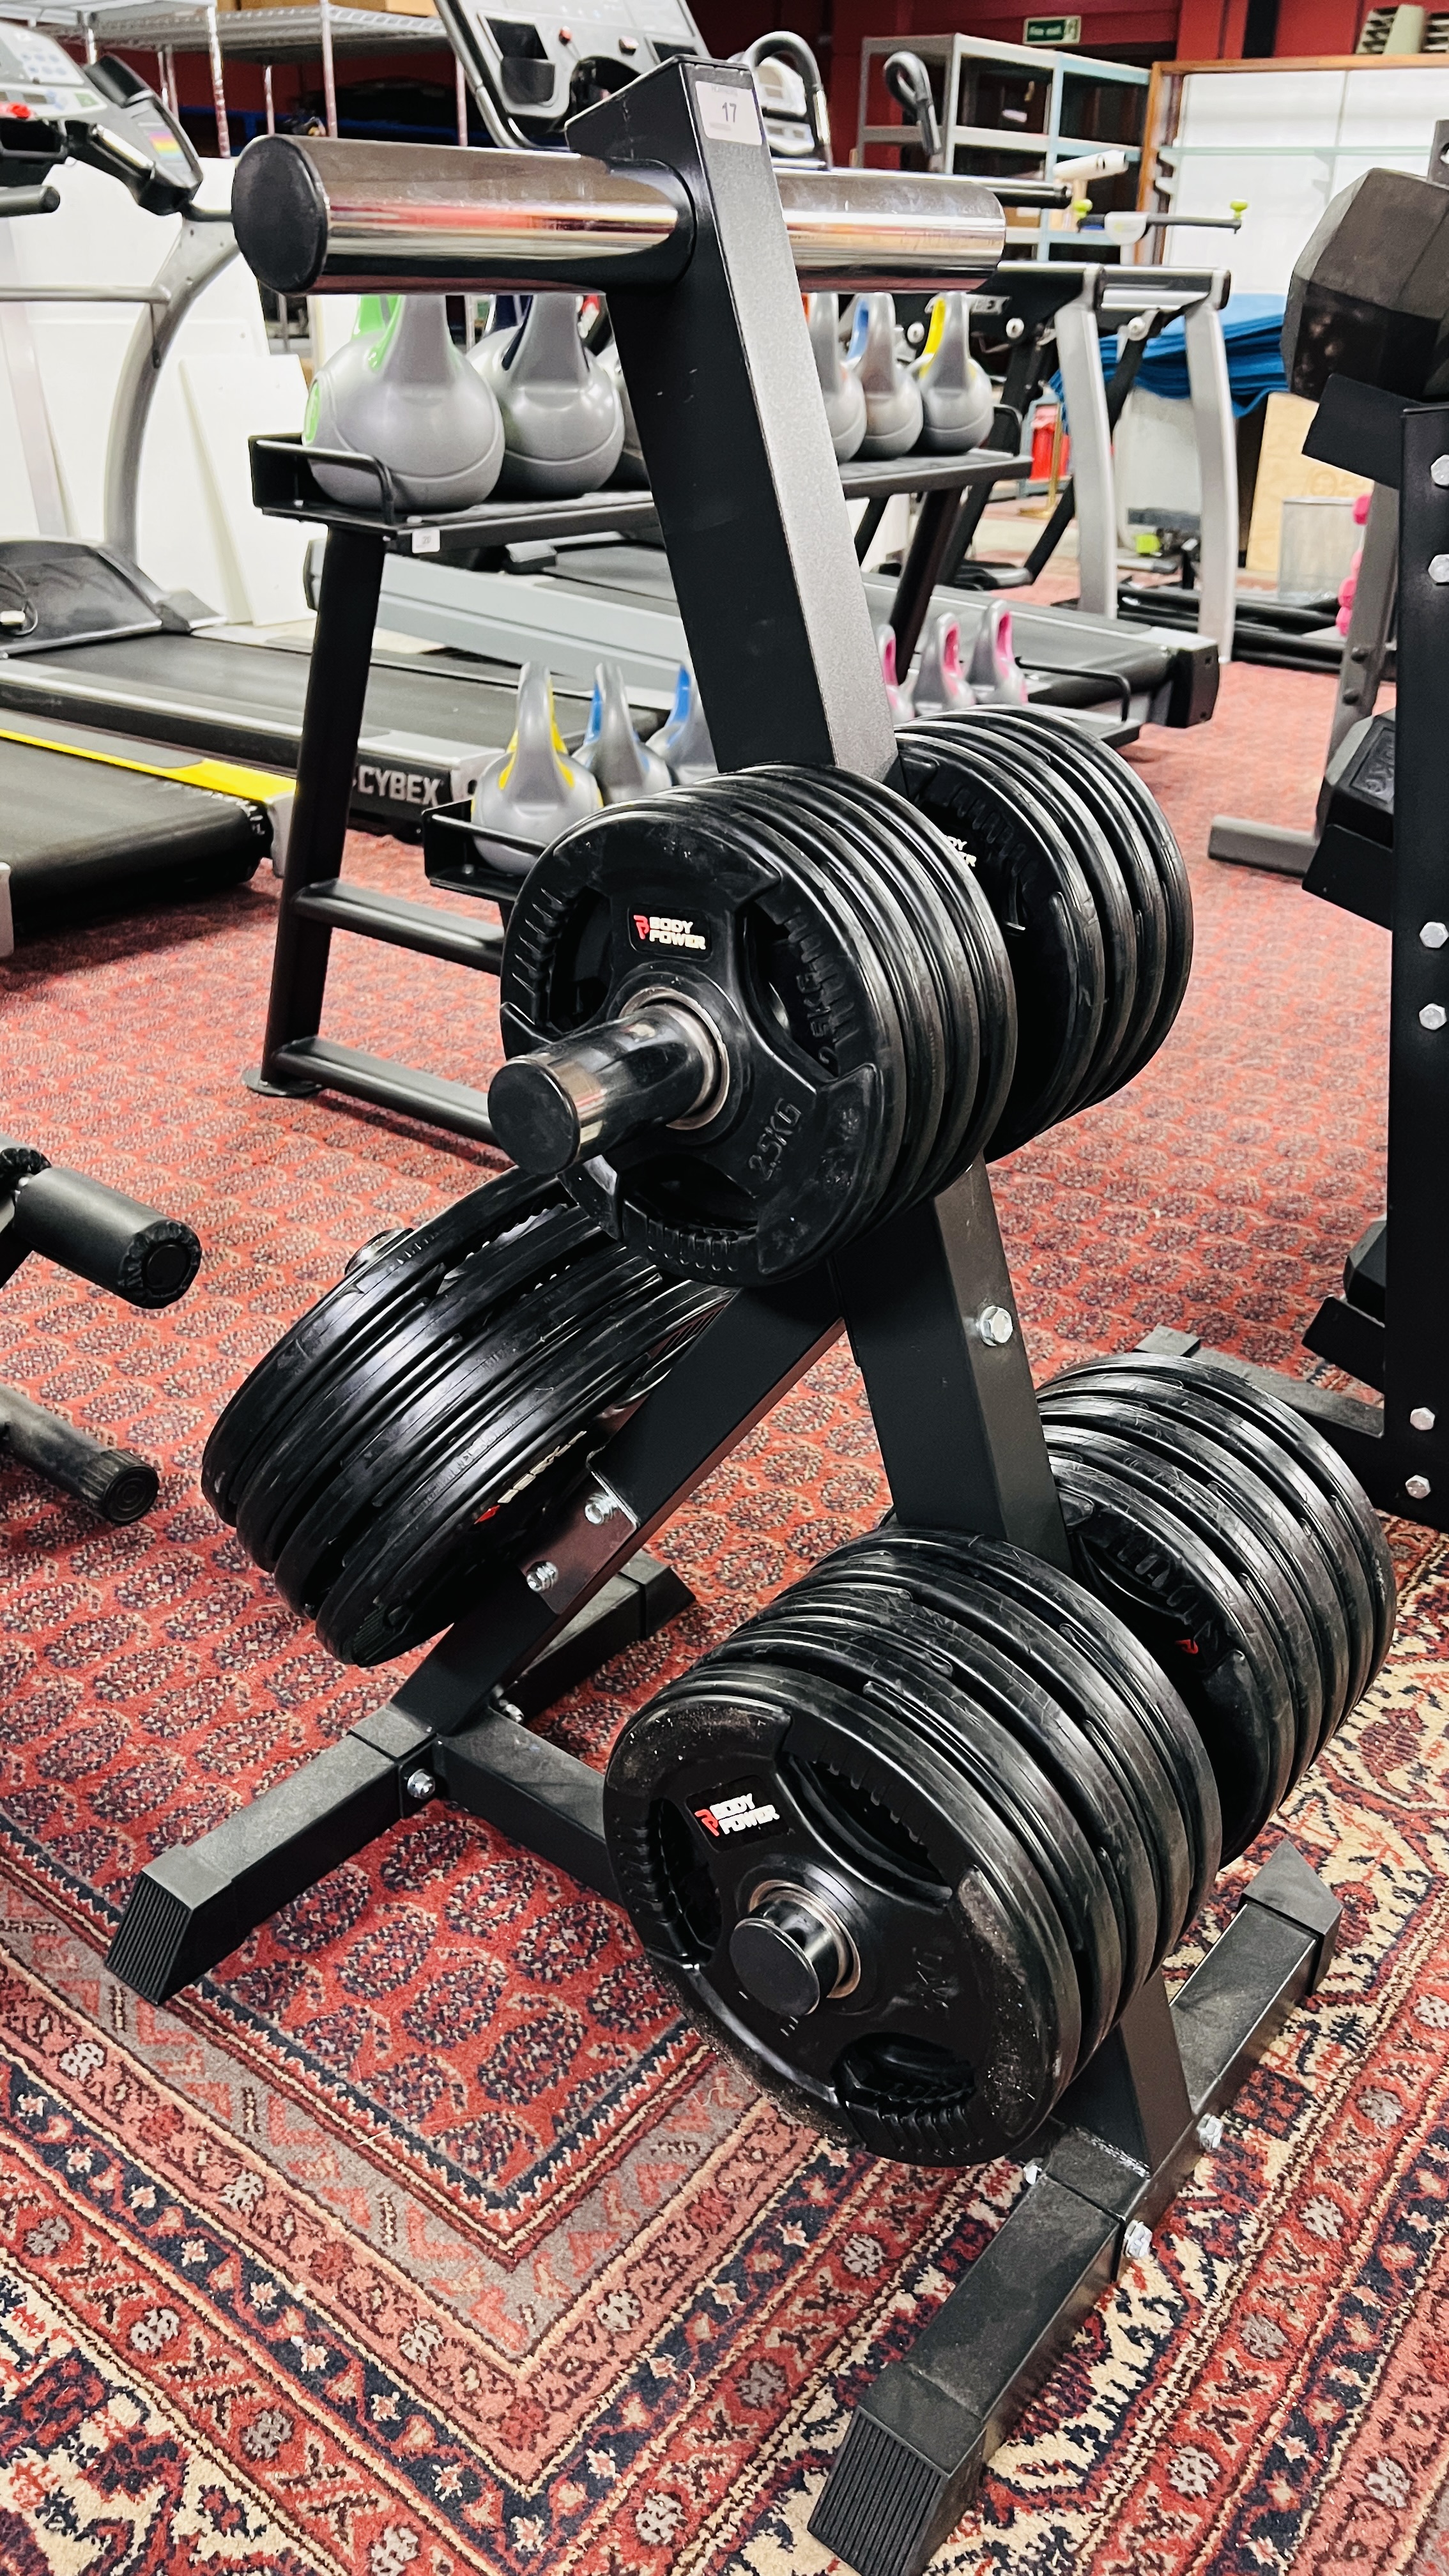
[1,662,1446,2572]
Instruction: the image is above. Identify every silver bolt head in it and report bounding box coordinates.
[1422,1003,1448,1032]
[1433,454,1449,486]
[1412,1406,1437,1432]
[1123,2218,1153,2264]
[1407,1474,1433,1501]
[1022,2161,1041,2187]
[404,1768,437,1804]
[1422,921,1449,950]
[584,1494,617,1525]
[1197,2113,1224,2152]
[978,1303,1015,1346]
[1430,553,1449,584]
[525,1559,560,1593]
[1005,316,1025,339]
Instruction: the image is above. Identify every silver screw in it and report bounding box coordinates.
[1433,455,1449,486]
[1197,2113,1224,2151]
[977,1304,1015,1346]
[1412,1406,1437,1432]
[1005,316,1025,339]
[583,1494,618,1525]
[1423,921,1449,950]
[1407,1474,1433,1501]
[490,1692,525,1723]
[1422,1004,1448,1032]
[525,1560,560,1593]
[1022,2161,1041,2187]
[1430,554,1449,584]
[404,1768,437,1804]
[1123,2219,1153,2264]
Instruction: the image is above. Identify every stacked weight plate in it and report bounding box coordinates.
[605,1527,1221,2166]
[498,767,1018,1286]
[203,1169,724,1664]
[1038,1353,1395,1860]
[896,705,1193,1158]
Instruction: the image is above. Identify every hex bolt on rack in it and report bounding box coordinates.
[109,70,1342,2576]
[1163,381,1449,1534]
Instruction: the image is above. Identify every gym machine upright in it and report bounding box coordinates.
[109,70,1364,2576]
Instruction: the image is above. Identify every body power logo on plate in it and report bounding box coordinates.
[631,912,709,954]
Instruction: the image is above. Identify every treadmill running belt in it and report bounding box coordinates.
[3,737,266,928]
[0,633,594,836]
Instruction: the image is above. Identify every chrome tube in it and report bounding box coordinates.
[231,139,694,297]
[231,136,1004,300]
[777,169,1003,290]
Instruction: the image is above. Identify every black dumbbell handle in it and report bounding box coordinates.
[10,1167,201,1308]
[489,1002,721,1176]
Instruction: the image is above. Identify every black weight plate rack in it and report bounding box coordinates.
[106,72,1354,2576]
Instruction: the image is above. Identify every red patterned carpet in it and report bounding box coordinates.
[2,659,1446,2576]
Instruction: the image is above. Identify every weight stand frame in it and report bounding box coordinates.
[113,77,1342,2576]
[244,433,1025,1151]
[1159,386,1449,1533]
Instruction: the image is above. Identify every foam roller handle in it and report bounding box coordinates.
[12,1168,201,1307]
[491,1004,719,1174]
[0,1133,50,1195]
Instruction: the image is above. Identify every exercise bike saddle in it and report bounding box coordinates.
[807,293,866,463]
[471,662,602,852]
[849,292,923,460]
[473,293,625,498]
[305,295,505,512]
[916,293,995,454]
[577,662,672,803]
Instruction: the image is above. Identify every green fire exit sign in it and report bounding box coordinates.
[1023,13,1082,39]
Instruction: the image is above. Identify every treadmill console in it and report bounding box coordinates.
[0,29,201,218]
[434,0,706,147]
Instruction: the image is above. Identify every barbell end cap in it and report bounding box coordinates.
[488,1059,584,1175]
[232,135,330,297]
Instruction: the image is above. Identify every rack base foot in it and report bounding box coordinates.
[809,1843,1338,2576]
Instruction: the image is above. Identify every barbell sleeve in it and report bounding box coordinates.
[231,135,1004,300]
[489,1003,721,1176]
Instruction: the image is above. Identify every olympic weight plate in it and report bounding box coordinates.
[203,1171,565,1524]
[1045,1363,1358,1759]
[965,709,1171,1103]
[1039,1390,1331,1786]
[289,1250,721,1664]
[1043,1438,1294,1861]
[986,705,1193,1082]
[759,767,1015,1188]
[1080,1353,1394,1692]
[233,1193,605,1576]
[817,1529,1203,1961]
[914,717,1140,1113]
[894,726,1105,1157]
[798,1545,1163,1994]
[498,779,910,1285]
[741,768,983,1206]
[605,1655,1082,2165]
[724,1590,1122,2066]
[717,776,948,1224]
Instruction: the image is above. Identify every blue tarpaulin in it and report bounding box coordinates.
[1108,293,1287,417]
[1051,292,1288,420]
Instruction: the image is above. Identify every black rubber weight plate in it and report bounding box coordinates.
[730,1591,1122,2066]
[895,727,1105,1156]
[1039,1388,1338,1784]
[1044,1439,1294,1862]
[824,1528,1204,1958]
[916,717,1139,1111]
[1043,1363,1361,1754]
